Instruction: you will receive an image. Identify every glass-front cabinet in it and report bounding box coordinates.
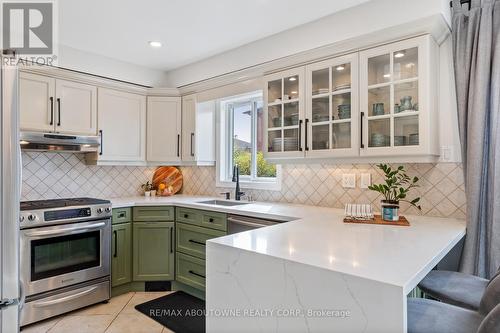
[305,53,359,157]
[359,35,438,157]
[264,68,305,159]
[263,35,439,161]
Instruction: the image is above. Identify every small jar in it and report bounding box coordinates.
[381,200,400,221]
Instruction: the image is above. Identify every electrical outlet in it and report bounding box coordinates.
[342,174,356,188]
[360,173,371,189]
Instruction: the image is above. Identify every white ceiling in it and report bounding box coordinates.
[59,0,369,71]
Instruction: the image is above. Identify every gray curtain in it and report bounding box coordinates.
[452,0,500,278]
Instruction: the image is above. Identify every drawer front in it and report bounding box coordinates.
[176,252,206,291]
[112,208,131,224]
[133,206,174,221]
[176,207,201,226]
[176,223,225,259]
[201,211,227,231]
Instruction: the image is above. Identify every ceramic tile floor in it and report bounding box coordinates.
[21,292,175,333]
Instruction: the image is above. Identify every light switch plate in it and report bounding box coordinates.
[360,173,371,189]
[342,174,356,188]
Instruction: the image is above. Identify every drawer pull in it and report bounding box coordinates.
[188,239,205,246]
[118,212,126,218]
[208,218,214,223]
[189,270,206,279]
[183,214,189,219]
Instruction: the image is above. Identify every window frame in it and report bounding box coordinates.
[216,91,282,191]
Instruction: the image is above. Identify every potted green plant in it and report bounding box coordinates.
[368,164,422,221]
[141,181,153,197]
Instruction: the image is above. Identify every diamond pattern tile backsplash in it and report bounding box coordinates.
[21,152,466,219]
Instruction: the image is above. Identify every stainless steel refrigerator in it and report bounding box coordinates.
[0,54,21,332]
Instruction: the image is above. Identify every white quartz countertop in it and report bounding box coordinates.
[111,195,466,293]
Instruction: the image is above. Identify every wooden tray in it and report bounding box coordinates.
[152,166,183,196]
[343,215,410,226]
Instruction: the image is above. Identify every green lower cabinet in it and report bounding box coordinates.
[176,252,206,291]
[111,223,132,287]
[133,222,175,281]
[176,223,225,259]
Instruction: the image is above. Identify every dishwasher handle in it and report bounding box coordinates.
[227,216,277,229]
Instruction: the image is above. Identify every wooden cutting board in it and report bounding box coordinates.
[152,166,183,196]
[343,215,410,226]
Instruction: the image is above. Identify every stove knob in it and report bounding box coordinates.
[27,214,36,222]
[97,208,103,214]
[19,215,25,223]
[105,207,111,213]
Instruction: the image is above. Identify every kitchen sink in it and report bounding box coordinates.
[197,200,249,207]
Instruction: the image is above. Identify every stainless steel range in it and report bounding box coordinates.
[19,198,112,326]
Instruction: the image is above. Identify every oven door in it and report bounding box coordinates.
[20,219,111,297]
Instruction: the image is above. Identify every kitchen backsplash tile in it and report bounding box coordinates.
[21,152,466,219]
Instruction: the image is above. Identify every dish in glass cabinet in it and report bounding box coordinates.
[313,88,330,95]
[333,83,351,91]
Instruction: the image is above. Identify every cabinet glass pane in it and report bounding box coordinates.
[368,54,390,85]
[368,86,390,116]
[394,81,418,114]
[332,123,351,149]
[268,79,282,103]
[332,63,351,91]
[284,102,299,126]
[311,97,330,123]
[312,124,329,150]
[284,75,299,100]
[268,105,282,128]
[333,93,351,121]
[393,47,418,81]
[312,68,329,95]
[368,118,390,147]
[268,130,282,152]
[394,115,419,146]
[283,128,299,151]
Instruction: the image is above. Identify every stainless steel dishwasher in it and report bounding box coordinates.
[227,214,288,234]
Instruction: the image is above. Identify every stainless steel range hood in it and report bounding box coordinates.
[20,132,100,153]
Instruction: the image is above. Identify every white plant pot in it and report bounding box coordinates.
[144,191,151,197]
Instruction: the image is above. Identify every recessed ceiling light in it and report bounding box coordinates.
[291,91,297,94]
[394,51,405,58]
[148,41,162,48]
[383,73,391,78]
[336,65,345,71]
[20,140,29,145]
[288,77,297,81]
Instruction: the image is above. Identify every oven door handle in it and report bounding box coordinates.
[24,222,106,237]
[32,286,99,308]
[227,217,269,229]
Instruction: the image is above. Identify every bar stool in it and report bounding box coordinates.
[417,268,500,310]
[408,274,500,333]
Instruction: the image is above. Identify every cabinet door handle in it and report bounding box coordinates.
[305,118,310,151]
[170,227,173,253]
[49,97,54,125]
[188,239,205,246]
[360,112,365,149]
[113,230,117,258]
[190,132,195,156]
[189,270,206,279]
[56,98,61,126]
[298,119,303,151]
[177,134,180,157]
[99,130,103,155]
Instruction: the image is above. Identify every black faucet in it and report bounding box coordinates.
[232,165,245,201]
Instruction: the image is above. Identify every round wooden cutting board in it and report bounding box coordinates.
[152,166,183,196]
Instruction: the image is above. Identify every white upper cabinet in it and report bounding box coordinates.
[359,35,439,157]
[264,67,305,159]
[263,35,439,162]
[181,94,196,162]
[146,96,182,162]
[55,79,97,135]
[19,73,97,135]
[19,72,55,132]
[305,53,359,158]
[97,88,146,162]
